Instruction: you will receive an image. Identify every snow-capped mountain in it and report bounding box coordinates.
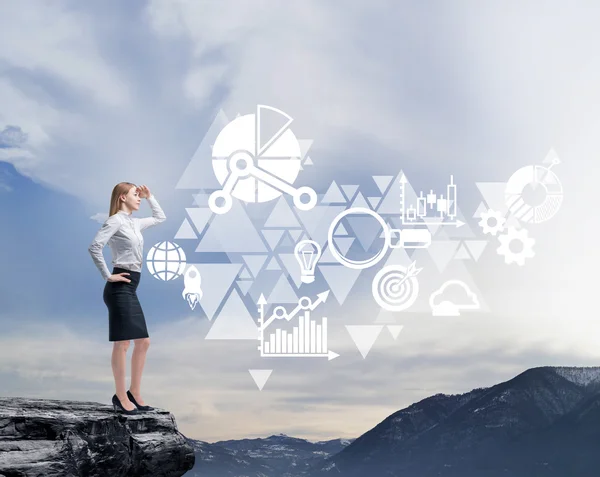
[186,434,354,477]
[185,366,600,477]
[309,366,600,476]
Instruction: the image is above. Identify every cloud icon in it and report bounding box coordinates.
[429,280,480,316]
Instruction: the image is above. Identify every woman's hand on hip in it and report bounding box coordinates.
[107,272,131,283]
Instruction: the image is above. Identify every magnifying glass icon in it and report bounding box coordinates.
[327,208,432,270]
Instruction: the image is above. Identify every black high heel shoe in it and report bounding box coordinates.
[127,390,154,411]
[112,394,139,415]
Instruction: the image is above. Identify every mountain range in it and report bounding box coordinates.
[187,366,600,477]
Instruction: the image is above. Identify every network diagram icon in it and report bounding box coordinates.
[209,105,318,214]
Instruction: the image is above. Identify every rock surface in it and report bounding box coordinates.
[0,397,195,477]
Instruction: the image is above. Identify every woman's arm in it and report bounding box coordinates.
[88,214,122,280]
[137,194,167,231]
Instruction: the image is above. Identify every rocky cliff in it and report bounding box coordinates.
[0,397,195,477]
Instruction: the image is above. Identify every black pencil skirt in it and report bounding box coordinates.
[103,266,149,342]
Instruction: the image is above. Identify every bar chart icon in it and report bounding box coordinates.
[257,291,339,360]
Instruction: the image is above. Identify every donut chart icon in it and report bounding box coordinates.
[505,160,563,224]
[209,105,317,214]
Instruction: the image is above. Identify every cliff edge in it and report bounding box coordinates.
[0,397,195,477]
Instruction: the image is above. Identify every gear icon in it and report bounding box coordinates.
[497,227,535,266]
[478,209,506,236]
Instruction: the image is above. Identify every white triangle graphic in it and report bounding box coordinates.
[372,176,394,194]
[262,230,285,250]
[192,193,210,207]
[473,202,488,218]
[196,203,266,253]
[268,274,299,303]
[387,325,404,340]
[475,182,509,216]
[289,230,304,241]
[176,110,229,190]
[428,240,461,273]
[174,218,198,240]
[341,185,359,201]
[298,139,313,159]
[186,208,213,235]
[242,254,269,278]
[346,325,383,358]
[205,289,258,339]
[278,253,303,287]
[319,244,340,264]
[351,192,371,209]
[332,237,355,256]
[333,223,349,237]
[464,240,488,261]
[249,369,273,391]
[257,105,294,157]
[193,263,243,320]
[265,257,281,271]
[453,244,471,260]
[367,196,381,209]
[237,280,253,295]
[322,181,347,204]
[320,265,361,305]
[264,196,301,228]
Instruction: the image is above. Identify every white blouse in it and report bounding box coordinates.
[88,195,167,280]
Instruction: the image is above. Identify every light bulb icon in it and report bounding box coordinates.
[294,240,322,284]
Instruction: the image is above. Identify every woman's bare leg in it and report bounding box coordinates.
[130,337,151,405]
[111,340,135,410]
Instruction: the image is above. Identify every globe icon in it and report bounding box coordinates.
[146,241,187,281]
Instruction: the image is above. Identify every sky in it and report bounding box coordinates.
[0,0,599,442]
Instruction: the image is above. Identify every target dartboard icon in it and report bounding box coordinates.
[372,263,421,312]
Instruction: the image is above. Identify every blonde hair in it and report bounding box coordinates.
[109,182,137,217]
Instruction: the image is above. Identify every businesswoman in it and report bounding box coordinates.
[88,183,166,414]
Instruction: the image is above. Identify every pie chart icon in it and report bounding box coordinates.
[505,164,563,224]
[209,105,315,214]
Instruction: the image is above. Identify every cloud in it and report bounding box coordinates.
[430,280,480,316]
[144,0,420,164]
[0,0,130,107]
[0,169,13,192]
[1,304,599,442]
[89,212,109,224]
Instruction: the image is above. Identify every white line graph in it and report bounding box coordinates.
[257,291,339,360]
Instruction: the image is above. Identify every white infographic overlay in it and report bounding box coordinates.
[400,174,465,227]
[497,227,535,266]
[294,240,322,284]
[505,155,563,224]
[146,241,187,281]
[478,209,506,236]
[209,105,317,214]
[429,280,480,316]
[372,262,422,312]
[257,291,339,360]
[327,207,431,270]
[182,264,203,310]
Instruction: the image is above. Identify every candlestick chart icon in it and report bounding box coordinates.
[257,291,339,360]
[400,174,464,227]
